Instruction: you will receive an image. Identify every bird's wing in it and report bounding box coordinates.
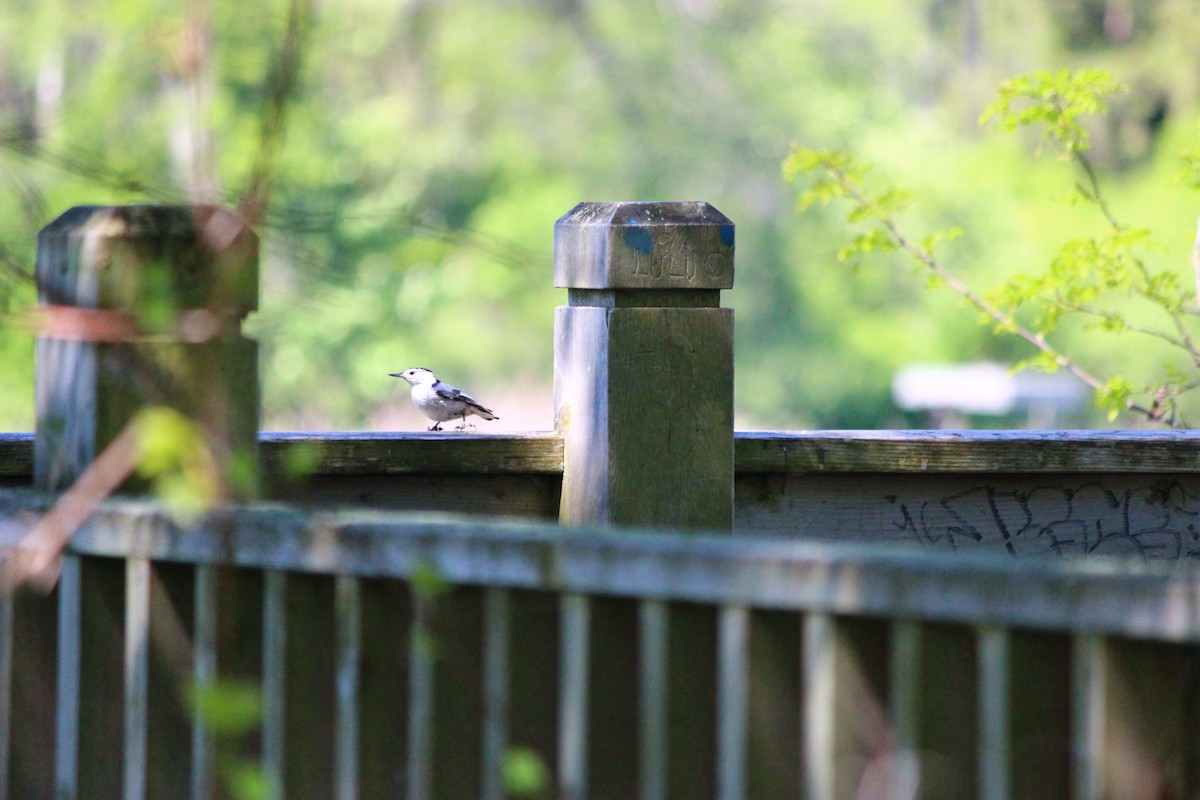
[434,381,497,419]
[432,381,463,400]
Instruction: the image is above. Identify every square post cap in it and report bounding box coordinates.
[554,201,734,290]
[37,205,259,317]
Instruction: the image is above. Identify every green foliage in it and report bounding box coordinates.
[3,1,1200,429]
[190,680,268,800]
[786,67,1200,426]
[190,680,263,736]
[981,69,1124,158]
[133,406,220,518]
[504,746,551,798]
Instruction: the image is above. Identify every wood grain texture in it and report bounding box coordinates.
[34,206,260,495]
[734,472,1200,559]
[260,431,564,475]
[553,201,734,290]
[736,430,1200,473]
[8,491,1200,641]
[555,306,734,531]
[9,430,1200,480]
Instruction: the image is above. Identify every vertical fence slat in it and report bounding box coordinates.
[407,593,435,800]
[559,593,590,800]
[124,557,151,800]
[191,565,217,800]
[889,620,920,753]
[335,576,361,800]
[262,570,288,800]
[639,600,669,800]
[802,613,834,800]
[1072,634,1105,800]
[978,626,1011,800]
[482,587,511,800]
[888,619,921,794]
[0,583,11,800]
[717,604,749,800]
[54,554,82,800]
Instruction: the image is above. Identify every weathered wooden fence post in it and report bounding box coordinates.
[29,205,258,800]
[553,200,735,532]
[34,204,260,494]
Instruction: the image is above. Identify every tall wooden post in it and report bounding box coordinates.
[34,204,260,494]
[553,201,735,532]
[28,205,259,799]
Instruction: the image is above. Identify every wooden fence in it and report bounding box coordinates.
[4,201,1200,799]
[3,491,1200,799]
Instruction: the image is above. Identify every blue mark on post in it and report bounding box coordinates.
[623,226,653,255]
[720,223,735,248]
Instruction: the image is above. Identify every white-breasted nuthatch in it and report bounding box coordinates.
[389,367,499,431]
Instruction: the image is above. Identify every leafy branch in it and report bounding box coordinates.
[784,69,1198,426]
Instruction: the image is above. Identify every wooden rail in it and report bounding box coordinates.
[7,430,1200,560]
[2,491,1199,799]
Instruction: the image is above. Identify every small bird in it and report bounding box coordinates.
[390,367,499,431]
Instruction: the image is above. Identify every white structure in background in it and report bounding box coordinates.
[893,362,1089,428]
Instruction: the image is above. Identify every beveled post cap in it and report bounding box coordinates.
[554,201,734,290]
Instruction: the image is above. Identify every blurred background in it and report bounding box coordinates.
[0,0,1198,432]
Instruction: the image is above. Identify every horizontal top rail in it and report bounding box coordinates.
[3,488,1200,642]
[3,429,1200,478]
[736,430,1200,473]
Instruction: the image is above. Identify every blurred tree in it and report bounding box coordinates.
[1,0,1198,430]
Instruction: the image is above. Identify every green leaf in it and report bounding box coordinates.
[1095,376,1135,421]
[505,747,551,797]
[190,681,263,736]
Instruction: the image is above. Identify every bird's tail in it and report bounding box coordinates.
[465,399,498,420]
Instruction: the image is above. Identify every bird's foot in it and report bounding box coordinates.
[427,423,443,432]
[454,420,476,432]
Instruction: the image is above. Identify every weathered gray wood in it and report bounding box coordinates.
[144,562,198,800]
[77,557,127,799]
[262,570,287,800]
[915,624,977,798]
[716,604,749,800]
[554,201,735,532]
[507,590,560,795]
[5,491,1200,642]
[12,429,1200,483]
[638,600,669,800]
[1072,635,1195,799]
[558,594,589,800]
[735,472,1200,560]
[481,587,511,800]
[54,555,81,800]
[802,613,835,800]
[357,579,411,800]
[887,619,922,799]
[269,473,561,518]
[746,610,801,800]
[283,574,336,797]
[430,586,485,799]
[191,564,216,800]
[0,584,10,800]
[334,576,360,800]
[406,592,434,800]
[34,205,259,495]
[977,627,1011,800]
[553,201,734,290]
[1008,631,1071,800]
[261,431,563,475]
[736,430,1200,473]
[806,616,891,800]
[124,557,150,800]
[665,602,718,799]
[586,597,640,800]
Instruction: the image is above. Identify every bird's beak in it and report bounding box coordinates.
[388,373,402,378]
